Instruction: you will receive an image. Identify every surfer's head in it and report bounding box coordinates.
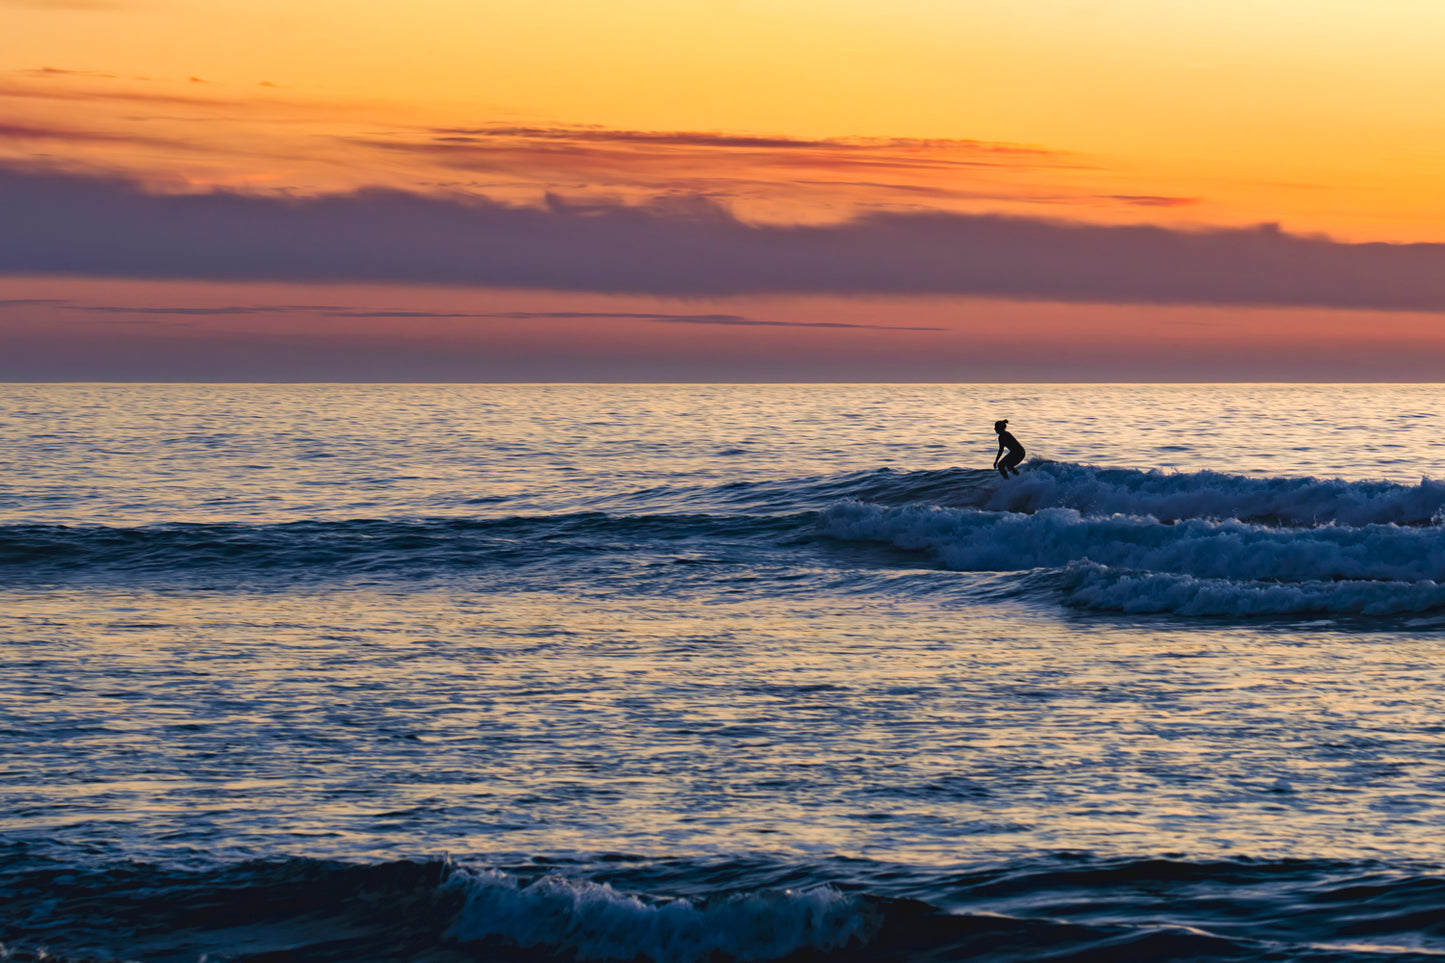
[994,420,1008,433]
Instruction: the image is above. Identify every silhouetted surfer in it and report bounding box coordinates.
[994,419,1025,478]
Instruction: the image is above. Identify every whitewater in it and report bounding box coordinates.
[4,383,1445,963]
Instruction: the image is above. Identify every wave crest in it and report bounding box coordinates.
[443,867,874,962]
[1057,561,1445,617]
[696,461,1445,527]
[985,462,1445,527]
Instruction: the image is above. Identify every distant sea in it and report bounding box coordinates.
[5,383,1445,962]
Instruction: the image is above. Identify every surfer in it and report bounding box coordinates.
[994,419,1025,478]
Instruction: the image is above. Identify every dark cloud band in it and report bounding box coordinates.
[3,165,1444,311]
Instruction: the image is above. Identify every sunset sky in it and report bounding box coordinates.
[4,0,1445,380]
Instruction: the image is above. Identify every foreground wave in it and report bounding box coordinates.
[4,850,1445,962]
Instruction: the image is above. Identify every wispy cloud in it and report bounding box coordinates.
[2,166,1443,311]
[25,300,940,332]
[350,123,1098,219]
[62,303,340,315]
[0,119,192,150]
[322,309,943,330]
[2,0,124,8]
[1103,194,1200,208]
[407,124,1075,175]
[23,67,119,78]
[0,78,271,109]
[0,67,374,122]
[434,125,1062,156]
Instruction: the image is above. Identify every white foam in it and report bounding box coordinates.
[442,868,874,962]
[984,463,1445,527]
[823,502,1445,584]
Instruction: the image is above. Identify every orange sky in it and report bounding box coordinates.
[4,0,1445,379]
[8,0,1445,237]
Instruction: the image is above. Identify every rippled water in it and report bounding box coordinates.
[4,384,1445,962]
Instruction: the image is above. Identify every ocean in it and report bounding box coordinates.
[3,383,1445,962]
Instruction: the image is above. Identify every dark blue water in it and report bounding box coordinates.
[4,384,1445,962]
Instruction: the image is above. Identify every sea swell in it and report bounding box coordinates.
[0,512,809,582]
[7,463,1445,618]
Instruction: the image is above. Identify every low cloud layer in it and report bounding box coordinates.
[5,165,1445,311]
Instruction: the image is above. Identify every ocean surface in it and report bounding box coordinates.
[4,383,1445,962]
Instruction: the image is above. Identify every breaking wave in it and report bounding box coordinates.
[820,462,1445,618]
[680,461,1445,526]
[822,502,1445,583]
